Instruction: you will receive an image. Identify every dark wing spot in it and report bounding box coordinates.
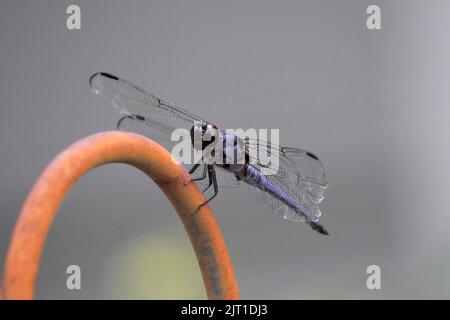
[306,152,319,161]
[132,114,146,121]
[99,72,119,81]
[89,72,119,87]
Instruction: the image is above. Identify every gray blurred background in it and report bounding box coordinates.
[1,0,450,299]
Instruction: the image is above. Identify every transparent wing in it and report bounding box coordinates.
[243,138,327,223]
[95,83,239,188]
[89,72,205,134]
[248,185,305,222]
[244,138,326,182]
[115,113,182,155]
[248,164,327,223]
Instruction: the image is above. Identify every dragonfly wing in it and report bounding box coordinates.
[244,138,326,182]
[247,164,327,223]
[90,72,238,188]
[89,72,204,134]
[116,114,179,153]
[243,137,328,223]
[115,112,240,188]
[278,147,326,181]
[247,183,304,223]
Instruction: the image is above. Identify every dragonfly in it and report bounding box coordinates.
[89,72,329,235]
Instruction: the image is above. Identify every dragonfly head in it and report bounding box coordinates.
[190,121,219,151]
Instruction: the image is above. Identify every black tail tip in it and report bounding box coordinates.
[310,221,329,236]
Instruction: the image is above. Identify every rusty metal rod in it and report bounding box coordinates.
[1,131,239,300]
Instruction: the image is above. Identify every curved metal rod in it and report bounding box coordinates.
[1,131,239,300]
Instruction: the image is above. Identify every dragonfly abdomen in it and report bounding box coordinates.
[244,165,305,215]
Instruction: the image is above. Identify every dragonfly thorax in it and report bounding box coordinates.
[216,132,248,174]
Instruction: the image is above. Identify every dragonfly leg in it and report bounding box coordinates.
[210,168,218,200]
[198,166,219,209]
[201,166,214,193]
[191,164,207,182]
[188,162,200,174]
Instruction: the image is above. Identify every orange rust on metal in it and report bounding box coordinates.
[1,131,239,300]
